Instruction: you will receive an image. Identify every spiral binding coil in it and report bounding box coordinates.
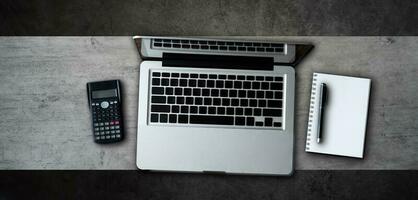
[306,73,318,151]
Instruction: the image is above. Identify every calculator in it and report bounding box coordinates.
[87,80,124,143]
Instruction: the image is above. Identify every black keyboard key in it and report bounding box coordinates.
[252,82,260,89]
[218,75,226,79]
[246,117,255,126]
[243,82,251,89]
[190,106,198,113]
[193,88,201,96]
[208,41,216,45]
[213,98,221,105]
[229,90,237,97]
[199,40,207,44]
[176,97,185,104]
[154,42,162,47]
[250,99,257,107]
[274,122,282,127]
[166,87,174,95]
[151,96,166,103]
[227,75,236,80]
[217,107,225,114]
[225,81,233,88]
[240,99,248,107]
[186,97,194,104]
[237,75,245,80]
[210,46,218,50]
[161,78,169,86]
[202,89,210,96]
[216,80,224,88]
[220,89,228,97]
[182,44,190,49]
[234,81,242,89]
[195,97,203,105]
[198,80,205,87]
[246,76,255,80]
[268,100,282,108]
[173,44,181,48]
[247,47,255,51]
[257,91,264,98]
[235,108,244,115]
[204,98,212,105]
[199,106,207,114]
[274,91,283,99]
[151,105,170,112]
[256,122,263,126]
[254,108,262,116]
[152,87,164,94]
[184,88,192,96]
[160,114,168,123]
[208,107,216,114]
[170,79,179,86]
[261,82,269,89]
[151,113,158,122]
[162,72,170,77]
[169,114,177,123]
[247,90,255,98]
[259,100,266,107]
[209,74,217,79]
[200,74,208,79]
[178,115,188,123]
[265,76,273,81]
[190,73,198,78]
[231,99,239,106]
[274,77,283,81]
[238,90,246,98]
[219,46,228,50]
[180,79,188,86]
[263,109,282,117]
[235,117,245,125]
[265,118,273,126]
[181,73,189,78]
[152,78,160,85]
[152,72,161,77]
[245,108,252,115]
[175,88,182,95]
[189,79,197,87]
[238,47,246,51]
[228,46,237,51]
[202,45,209,49]
[227,108,234,115]
[171,73,180,78]
[190,115,234,125]
[256,76,264,81]
[181,106,189,113]
[167,96,175,104]
[207,80,215,88]
[271,82,283,90]
[171,105,180,113]
[266,91,273,99]
[266,48,274,52]
[222,98,230,106]
[211,89,219,97]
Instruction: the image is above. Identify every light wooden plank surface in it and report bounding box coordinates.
[0,36,417,169]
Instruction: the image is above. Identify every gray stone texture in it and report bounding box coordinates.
[0,36,417,169]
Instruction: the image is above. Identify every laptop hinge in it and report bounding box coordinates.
[162,53,274,71]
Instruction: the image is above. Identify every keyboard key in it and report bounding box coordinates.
[235,117,245,125]
[162,72,170,77]
[247,90,255,98]
[204,98,212,105]
[263,109,282,117]
[169,114,177,123]
[254,108,262,116]
[186,97,194,104]
[167,96,175,104]
[184,88,192,96]
[271,82,283,90]
[274,77,283,81]
[265,118,272,126]
[152,78,160,86]
[225,81,233,88]
[246,76,255,80]
[217,107,225,114]
[175,88,182,95]
[151,105,170,112]
[231,99,239,106]
[161,78,169,86]
[245,108,252,115]
[246,117,255,126]
[165,87,174,95]
[180,79,188,86]
[190,106,198,113]
[240,99,248,107]
[170,79,178,86]
[211,89,219,97]
[252,82,260,89]
[227,108,234,115]
[152,87,164,94]
[172,73,180,77]
[207,80,215,88]
[273,122,282,127]
[171,105,180,113]
[249,99,257,107]
[200,74,208,79]
[208,107,216,114]
[195,97,203,105]
[257,91,264,98]
[243,82,251,89]
[235,108,244,115]
[181,106,189,113]
[227,75,236,80]
[218,75,227,79]
[261,82,269,89]
[181,73,189,78]
[216,80,224,88]
[229,90,237,97]
[198,80,205,87]
[220,89,228,97]
[178,115,188,123]
[234,81,242,89]
[193,88,201,96]
[222,99,230,106]
[274,91,283,99]
[152,72,161,77]
[150,114,158,122]
[160,114,168,123]
[237,75,245,80]
[213,98,221,105]
[176,97,185,104]
[266,91,273,99]
[265,76,273,81]
[190,115,234,125]
[259,100,266,107]
[256,76,264,81]
[190,73,198,78]
[151,96,166,103]
[238,90,246,98]
[256,122,263,126]
[209,74,217,79]
[189,79,197,87]
[202,89,210,96]
[199,106,207,114]
[268,100,282,108]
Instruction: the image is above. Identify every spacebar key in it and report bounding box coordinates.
[189,115,234,125]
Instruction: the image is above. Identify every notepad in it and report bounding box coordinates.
[305,73,371,158]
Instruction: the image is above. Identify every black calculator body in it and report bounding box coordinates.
[87,80,124,143]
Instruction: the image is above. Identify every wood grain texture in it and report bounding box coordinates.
[0,36,417,169]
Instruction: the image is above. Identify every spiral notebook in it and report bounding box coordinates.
[305,73,371,158]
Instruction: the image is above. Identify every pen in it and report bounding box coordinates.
[317,83,328,143]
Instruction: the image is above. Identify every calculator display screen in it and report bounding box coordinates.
[92,89,117,99]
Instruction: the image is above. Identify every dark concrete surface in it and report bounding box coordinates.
[1,0,418,36]
[0,170,417,200]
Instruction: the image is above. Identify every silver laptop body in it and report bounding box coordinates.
[135,36,300,175]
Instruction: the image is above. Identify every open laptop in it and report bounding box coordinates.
[133,36,313,175]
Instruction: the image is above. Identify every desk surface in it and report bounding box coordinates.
[0,37,417,169]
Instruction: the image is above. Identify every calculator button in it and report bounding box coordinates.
[111,135,115,139]
[115,125,120,129]
[101,136,105,139]
[115,130,120,134]
[116,134,121,138]
[96,136,100,140]
[100,127,105,131]
[100,131,105,135]
[94,123,99,126]
[111,130,115,134]
[101,101,110,108]
[105,127,110,130]
[114,121,120,125]
[99,123,104,126]
[106,136,110,139]
[94,128,99,131]
[94,132,100,135]
[105,131,110,134]
[104,122,109,126]
[110,126,115,130]
[110,121,114,125]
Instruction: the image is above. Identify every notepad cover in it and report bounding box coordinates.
[305,73,371,158]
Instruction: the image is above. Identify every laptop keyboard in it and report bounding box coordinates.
[149,71,284,129]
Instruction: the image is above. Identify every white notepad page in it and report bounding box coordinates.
[305,73,371,158]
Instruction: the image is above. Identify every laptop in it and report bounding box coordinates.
[133,36,313,175]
